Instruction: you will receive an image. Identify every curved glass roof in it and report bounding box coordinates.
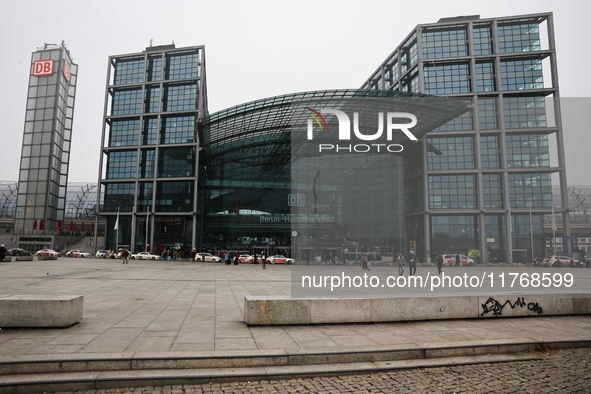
[548,185,591,224]
[0,181,100,219]
[199,89,470,217]
[201,89,469,149]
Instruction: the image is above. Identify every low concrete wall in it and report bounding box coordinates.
[0,295,83,327]
[244,294,591,325]
[14,255,34,261]
[0,256,12,262]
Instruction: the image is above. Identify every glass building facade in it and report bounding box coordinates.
[14,42,78,235]
[96,13,569,264]
[199,91,467,259]
[97,44,207,253]
[361,13,569,263]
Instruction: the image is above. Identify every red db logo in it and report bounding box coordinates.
[33,60,54,77]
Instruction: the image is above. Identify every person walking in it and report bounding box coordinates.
[224,251,230,265]
[396,252,405,276]
[455,253,460,268]
[437,253,444,275]
[361,251,368,271]
[122,249,128,264]
[234,252,240,265]
[0,244,6,263]
[261,250,266,269]
[408,250,417,276]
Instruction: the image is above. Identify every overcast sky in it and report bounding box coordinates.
[1,0,589,185]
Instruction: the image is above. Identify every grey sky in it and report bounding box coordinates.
[1,0,589,184]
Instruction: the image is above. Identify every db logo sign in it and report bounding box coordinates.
[33,60,54,77]
[288,194,305,207]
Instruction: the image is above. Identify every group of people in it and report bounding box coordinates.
[362,250,419,275]
[222,251,267,267]
[393,251,456,276]
[394,250,418,276]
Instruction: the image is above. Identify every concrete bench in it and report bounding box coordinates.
[14,255,34,261]
[0,295,83,328]
[244,294,591,325]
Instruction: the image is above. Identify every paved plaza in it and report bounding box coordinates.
[1,259,591,393]
[1,259,591,357]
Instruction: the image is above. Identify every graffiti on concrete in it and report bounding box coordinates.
[481,297,543,317]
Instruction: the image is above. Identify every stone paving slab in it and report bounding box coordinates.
[0,259,590,364]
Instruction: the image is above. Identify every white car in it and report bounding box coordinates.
[95,250,110,257]
[244,255,263,264]
[72,250,91,258]
[442,254,475,266]
[131,252,162,260]
[266,255,293,265]
[195,253,221,262]
[36,249,59,257]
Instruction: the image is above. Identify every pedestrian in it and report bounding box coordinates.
[437,253,443,275]
[234,252,240,265]
[361,251,368,271]
[455,253,460,267]
[396,252,405,276]
[262,250,266,269]
[224,251,229,265]
[408,250,417,276]
[122,249,127,264]
[0,244,6,263]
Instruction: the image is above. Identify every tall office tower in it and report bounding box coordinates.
[15,42,78,240]
[97,44,207,253]
[362,13,569,263]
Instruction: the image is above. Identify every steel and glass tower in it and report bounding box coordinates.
[14,42,78,240]
[362,13,569,263]
[97,44,207,253]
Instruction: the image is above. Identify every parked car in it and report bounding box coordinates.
[239,254,252,263]
[95,250,110,258]
[245,255,263,264]
[195,253,221,262]
[36,249,59,257]
[131,252,161,260]
[73,250,91,258]
[544,255,578,267]
[66,250,91,258]
[266,255,292,264]
[442,254,475,267]
[65,250,88,258]
[7,248,32,256]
